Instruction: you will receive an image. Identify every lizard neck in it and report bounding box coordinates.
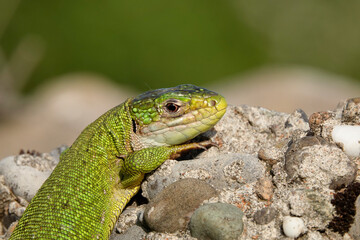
[51,100,137,238]
[70,99,134,157]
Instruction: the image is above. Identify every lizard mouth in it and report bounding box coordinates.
[137,95,227,147]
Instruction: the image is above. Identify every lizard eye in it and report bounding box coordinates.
[165,102,180,113]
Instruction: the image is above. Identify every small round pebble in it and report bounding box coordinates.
[189,202,244,240]
[282,216,306,238]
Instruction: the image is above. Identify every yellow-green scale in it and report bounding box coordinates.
[10,101,138,239]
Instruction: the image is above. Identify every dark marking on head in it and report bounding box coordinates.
[132,119,137,133]
[132,84,217,102]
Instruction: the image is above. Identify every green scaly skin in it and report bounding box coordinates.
[9,84,227,239]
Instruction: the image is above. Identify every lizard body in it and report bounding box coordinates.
[9,84,227,239]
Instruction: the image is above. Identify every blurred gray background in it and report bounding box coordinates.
[1,0,360,158]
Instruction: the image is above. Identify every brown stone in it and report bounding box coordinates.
[143,178,218,233]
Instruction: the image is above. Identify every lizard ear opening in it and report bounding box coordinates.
[132,119,137,133]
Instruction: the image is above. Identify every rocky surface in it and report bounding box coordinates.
[143,178,218,233]
[189,203,244,240]
[1,97,360,239]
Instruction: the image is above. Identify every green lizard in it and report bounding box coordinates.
[9,84,227,239]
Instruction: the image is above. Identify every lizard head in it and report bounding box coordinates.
[128,84,227,147]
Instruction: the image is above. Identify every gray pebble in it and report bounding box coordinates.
[253,207,277,225]
[144,178,218,233]
[190,203,244,240]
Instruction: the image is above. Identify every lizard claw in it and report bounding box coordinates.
[196,140,217,149]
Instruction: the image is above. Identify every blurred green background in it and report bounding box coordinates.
[1,0,360,157]
[1,0,265,93]
[2,0,360,93]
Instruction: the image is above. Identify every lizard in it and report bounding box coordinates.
[9,84,227,239]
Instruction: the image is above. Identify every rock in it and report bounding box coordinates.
[189,203,244,240]
[332,125,360,157]
[285,136,329,181]
[253,207,277,225]
[0,175,14,219]
[142,153,265,200]
[309,111,334,134]
[114,206,145,234]
[342,97,360,124]
[145,231,195,240]
[4,221,17,239]
[285,136,356,190]
[8,201,25,218]
[201,105,290,156]
[286,135,328,156]
[288,190,333,229]
[109,225,146,240]
[284,109,310,132]
[223,155,264,185]
[282,216,307,238]
[349,193,360,240]
[143,178,218,233]
[300,230,326,240]
[258,146,283,165]
[309,111,341,141]
[14,151,58,171]
[0,156,53,201]
[255,177,273,201]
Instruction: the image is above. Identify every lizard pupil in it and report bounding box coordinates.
[165,103,179,113]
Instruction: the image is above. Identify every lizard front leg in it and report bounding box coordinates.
[119,141,213,188]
